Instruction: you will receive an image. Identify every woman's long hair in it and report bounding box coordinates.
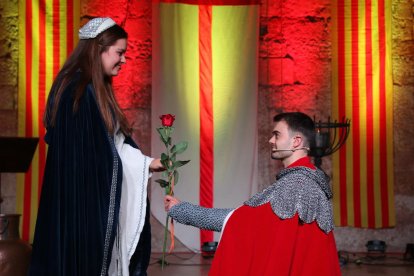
[44,24,131,135]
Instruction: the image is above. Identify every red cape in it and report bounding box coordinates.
[209,157,341,276]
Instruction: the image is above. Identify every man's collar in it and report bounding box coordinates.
[287,156,316,170]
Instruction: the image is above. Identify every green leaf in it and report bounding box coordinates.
[155,179,169,188]
[173,170,179,185]
[167,165,175,173]
[165,186,171,195]
[160,158,169,169]
[161,153,169,162]
[162,171,168,178]
[157,128,169,145]
[173,160,190,168]
[170,141,188,155]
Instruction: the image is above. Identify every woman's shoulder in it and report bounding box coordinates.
[58,73,94,103]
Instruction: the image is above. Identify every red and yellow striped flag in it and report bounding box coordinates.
[152,0,259,250]
[17,0,79,242]
[332,0,395,228]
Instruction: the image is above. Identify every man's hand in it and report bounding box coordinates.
[149,158,164,172]
[164,195,181,212]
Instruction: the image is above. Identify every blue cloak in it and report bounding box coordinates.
[29,78,151,275]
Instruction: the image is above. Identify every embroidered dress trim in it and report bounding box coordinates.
[100,134,119,276]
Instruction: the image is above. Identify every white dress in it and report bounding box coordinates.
[108,132,153,276]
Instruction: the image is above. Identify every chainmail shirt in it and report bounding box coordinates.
[245,166,334,233]
[169,166,334,234]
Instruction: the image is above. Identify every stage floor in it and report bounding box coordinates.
[147,252,414,276]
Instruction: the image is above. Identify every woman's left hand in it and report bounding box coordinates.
[150,158,164,172]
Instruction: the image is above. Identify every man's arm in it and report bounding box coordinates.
[167,200,234,232]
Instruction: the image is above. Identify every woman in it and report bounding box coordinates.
[29,17,161,276]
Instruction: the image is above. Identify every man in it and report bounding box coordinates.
[164,112,341,275]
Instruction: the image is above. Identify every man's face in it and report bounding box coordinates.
[268,120,294,160]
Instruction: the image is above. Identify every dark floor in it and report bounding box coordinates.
[147,252,414,275]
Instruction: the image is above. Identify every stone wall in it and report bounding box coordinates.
[258,0,414,253]
[258,0,333,194]
[0,0,18,214]
[0,0,412,253]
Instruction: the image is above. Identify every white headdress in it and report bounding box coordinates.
[78,17,116,40]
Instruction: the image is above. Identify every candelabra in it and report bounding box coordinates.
[310,117,351,168]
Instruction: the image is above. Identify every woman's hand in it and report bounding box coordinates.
[164,195,181,212]
[149,158,164,172]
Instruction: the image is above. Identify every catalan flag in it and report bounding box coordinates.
[332,0,395,228]
[151,0,259,250]
[17,0,79,242]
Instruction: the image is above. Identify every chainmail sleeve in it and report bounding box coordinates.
[168,202,234,232]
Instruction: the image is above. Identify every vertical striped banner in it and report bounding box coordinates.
[332,0,395,228]
[152,0,259,250]
[18,0,79,242]
[198,5,214,244]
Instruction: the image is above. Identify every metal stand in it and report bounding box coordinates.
[310,117,350,168]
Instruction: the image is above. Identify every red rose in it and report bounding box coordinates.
[160,114,175,127]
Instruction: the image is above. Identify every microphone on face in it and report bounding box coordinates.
[272,147,310,152]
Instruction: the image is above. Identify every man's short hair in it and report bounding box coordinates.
[273,112,315,148]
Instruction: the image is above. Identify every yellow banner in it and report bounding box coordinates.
[332,0,394,228]
[18,0,79,242]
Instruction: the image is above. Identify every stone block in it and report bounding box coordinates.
[284,20,329,58]
[114,82,151,110]
[0,58,18,86]
[392,0,413,20]
[0,85,16,110]
[263,0,330,18]
[0,110,17,136]
[393,56,414,86]
[80,1,123,20]
[392,40,414,57]
[260,57,296,86]
[127,1,151,20]
[123,108,151,156]
[259,39,289,59]
[392,18,414,41]
[126,38,152,61]
[0,0,18,17]
[0,196,16,214]
[393,85,414,195]
[1,173,16,197]
[0,15,19,41]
